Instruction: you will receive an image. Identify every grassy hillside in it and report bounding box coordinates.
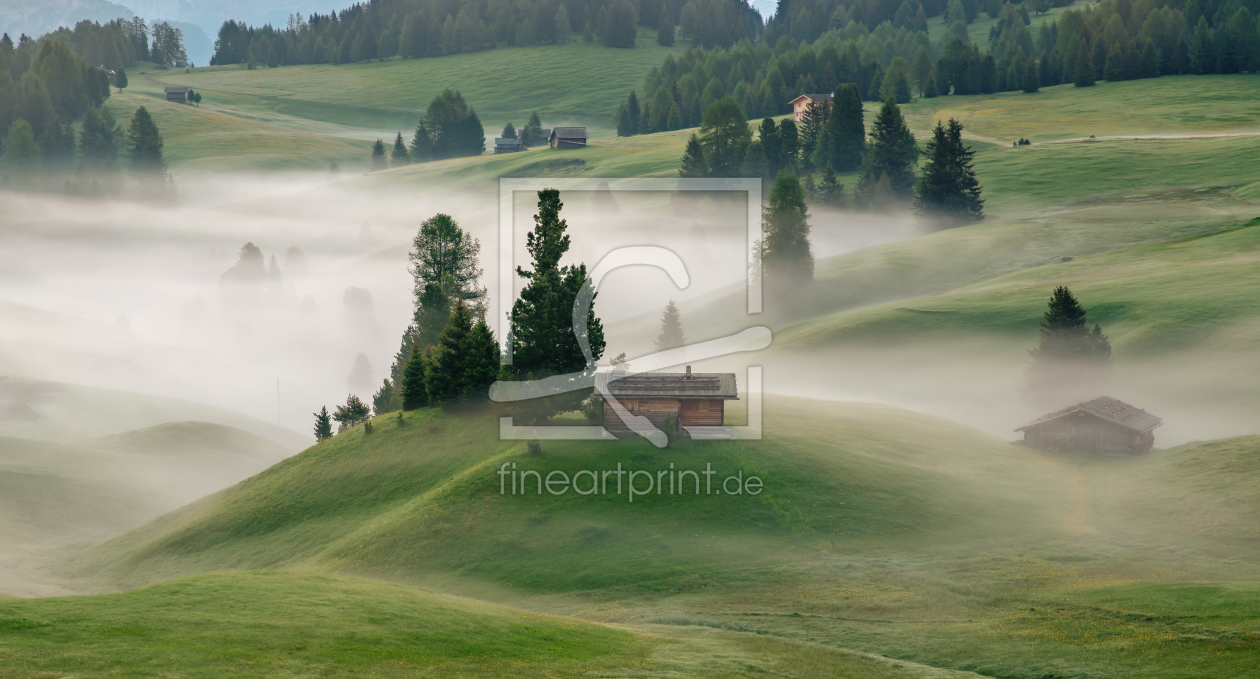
[56,400,1260,678]
[115,31,677,172]
[0,421,292,597]
[68,398,1064,591]
[0,570,967,678]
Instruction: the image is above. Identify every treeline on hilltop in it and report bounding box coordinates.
[210,0,761,66]
[32,18,190,71]
[618,0,1260,134]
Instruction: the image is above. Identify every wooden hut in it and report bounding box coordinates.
[164,86,190,103]
[494,137,527,153]
[788,93,833,122]
[595,366,738,438]
[549,127,588,148]
[1016,396,1162,455]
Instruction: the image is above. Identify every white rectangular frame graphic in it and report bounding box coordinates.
[496,178,764,443]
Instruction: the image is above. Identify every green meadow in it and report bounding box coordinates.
[5,35,1260,679]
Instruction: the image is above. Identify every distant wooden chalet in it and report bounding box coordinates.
[494,137,527,153]
[549,126,588,148]
[164,86,190,103]
[788,93,833,122]
[1017,396,1162,455]
[595,366,738,438]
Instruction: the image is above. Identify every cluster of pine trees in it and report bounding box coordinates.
[1,38,111,147]
[679,92,982,220]
[318,189,607,437]
[372,88,487,169]
[211,0,759,67]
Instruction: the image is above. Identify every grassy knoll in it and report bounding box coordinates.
[55,399,1260,678]
[67,398,1061,592]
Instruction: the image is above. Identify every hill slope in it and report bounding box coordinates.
[67,398,1067,591]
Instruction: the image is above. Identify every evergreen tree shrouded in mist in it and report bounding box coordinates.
[655,300,686,351]
[616,91,641,137]
[390,132,410,166]
[523,111,545,145]
[678,133,708,177]
[390,213,486,385]
[502,189,605,422]
[858,98,917,204]
[761,171,814,293]
[697,97,751,177]
[816,162,844,206]
[812,83,863,172]
[313,406,333,440]
[77,105,123,194]
[1026,286,1112,400]
[371,138,387,170]
[332,394,372,432]
[501,121,516,139]
[126,106,169,198]
[913,118,984,227]
[798,100,829,170]
[0,119,42,190]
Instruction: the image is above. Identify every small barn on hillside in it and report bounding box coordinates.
[494,137,527,153]
[164,86,189,103]
[595,367,738,438]
[1017,396,1162,455]
[549,127,588,148]
[788,93,833,121]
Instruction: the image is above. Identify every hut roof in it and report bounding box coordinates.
[788,93,833,105]
[495,137,524,148]
[1016,396,1163,433]
[164,86,190,93]
[550,126,587,140]
[595,371,738,400]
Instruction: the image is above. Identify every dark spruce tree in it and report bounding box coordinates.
[502,189,605,422]
[78,105,124,195]
[501,121,516,138]
[372,379,400,415]
[313,406,333,440]
[657,11,674,46]
[460,315,500,401]
[761,171,814,294]
[697,97,751,177]
[857,97,917,204]
[426,301,474,406]
[391,132,410,166]
[1021,55,1040,93]
[371,138,387,170]
[125,106,168,198]
[816,162,845,206]
[616,91,641,137]
[655,300,686,351]
[1025,286,1112,403]
[523,111,545,145]
[913,118,984,227]
[1073,39,1096,87]
[401,343,431,410]
[812,83,863,172]
[678,133,708,177]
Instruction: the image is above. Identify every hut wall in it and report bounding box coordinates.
[679,399,724,427]
[603,399,681,437]
[1026,414,1139,454]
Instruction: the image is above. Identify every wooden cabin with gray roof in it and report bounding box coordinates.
[549,127,588,148]
[1016,396,1162,455]
[595,367,738,438]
